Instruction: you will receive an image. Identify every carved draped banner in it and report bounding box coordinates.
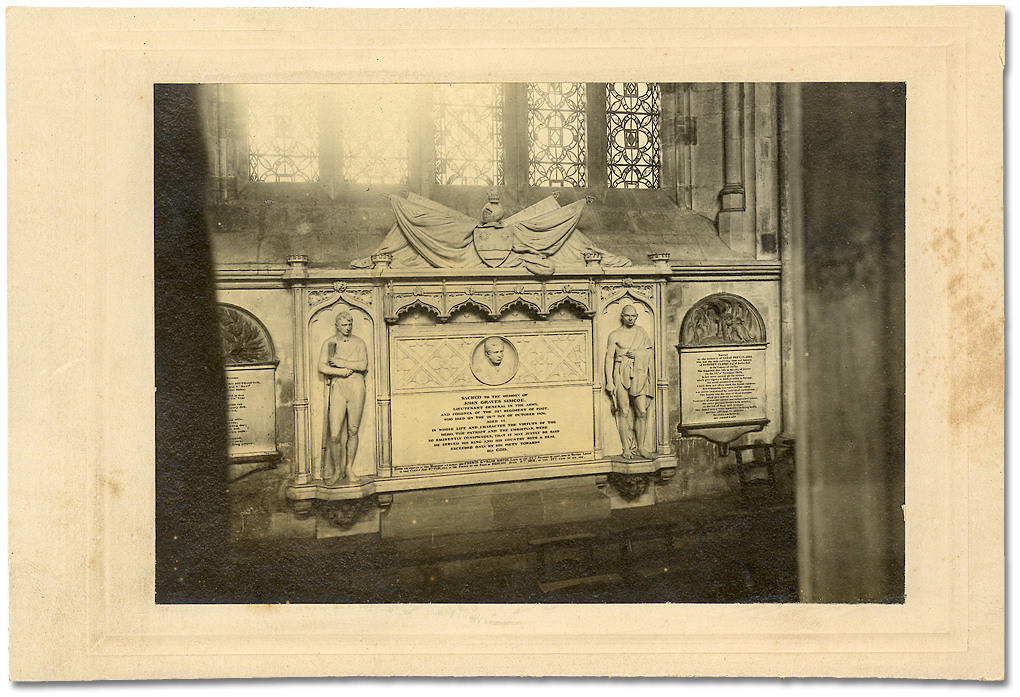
[351,193,630,275]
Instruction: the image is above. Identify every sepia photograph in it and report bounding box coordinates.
[8,7,1003,680]
[156,80,899,605]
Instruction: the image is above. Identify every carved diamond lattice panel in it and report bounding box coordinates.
[528,83,587,187]
[434,84,505,186]
[393,337,476,391]
[393,332,589,391]
[247,86,320,183]
[548,343,589,382]
[513,334,588,384]
[337,86,409,185]
[607,82,661,189]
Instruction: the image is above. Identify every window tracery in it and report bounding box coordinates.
[606,82,661,189]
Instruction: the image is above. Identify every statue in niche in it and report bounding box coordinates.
[351,190,630,274]
[318,311,368,485]
[605,305,655,460]
[472,336,517,386]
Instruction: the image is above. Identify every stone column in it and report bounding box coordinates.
[653,279,670,455]
[778,84,797,436]
[374,282,392,478]
[754,83,780,260]
[718,83,747,250]
[284,255,312,485]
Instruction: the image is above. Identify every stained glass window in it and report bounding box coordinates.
[247,86,321,183]
[606,82,661,189]
[337,85,409,186]
[528,83,586,187]
[434,84,504,186]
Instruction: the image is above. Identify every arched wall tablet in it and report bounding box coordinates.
[217,303,281,466]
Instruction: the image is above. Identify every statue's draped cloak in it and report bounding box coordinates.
[619,326,655,399]
[352,193,630,274]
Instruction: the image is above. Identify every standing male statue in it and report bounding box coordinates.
[318,311,368,485]
[605,305,655,460]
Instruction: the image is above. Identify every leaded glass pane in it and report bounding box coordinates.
[248,85,320,183]
[434,84,504,186]
[337,85,409,186]
[607,82,661,189]
[528,83,586,187]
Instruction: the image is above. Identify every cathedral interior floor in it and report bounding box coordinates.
[204,487,799,604]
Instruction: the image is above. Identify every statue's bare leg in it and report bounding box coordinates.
[615,384,637,458]
[633,395,653,459]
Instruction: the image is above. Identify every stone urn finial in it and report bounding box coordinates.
[284,254,309,281]
[649,252,671,270]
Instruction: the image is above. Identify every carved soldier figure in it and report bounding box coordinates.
[605,305,655,460]
[318,311,368,485]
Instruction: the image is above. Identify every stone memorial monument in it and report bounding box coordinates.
[277,193,677,510]
[677,292,769,444]
[202,82,792,540]
[218,304,280,478]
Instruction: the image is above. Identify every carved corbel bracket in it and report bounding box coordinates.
[312,498,376,529]
[607,472,651,501]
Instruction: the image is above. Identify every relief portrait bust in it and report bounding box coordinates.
[471,336,518,386]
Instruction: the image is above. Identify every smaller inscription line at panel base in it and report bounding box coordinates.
[285,455,676,500]
[680,418,770,431]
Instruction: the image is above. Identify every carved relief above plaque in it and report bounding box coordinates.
[392,329,589,392]
[220,305,274,365]
[680,292,765,346]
